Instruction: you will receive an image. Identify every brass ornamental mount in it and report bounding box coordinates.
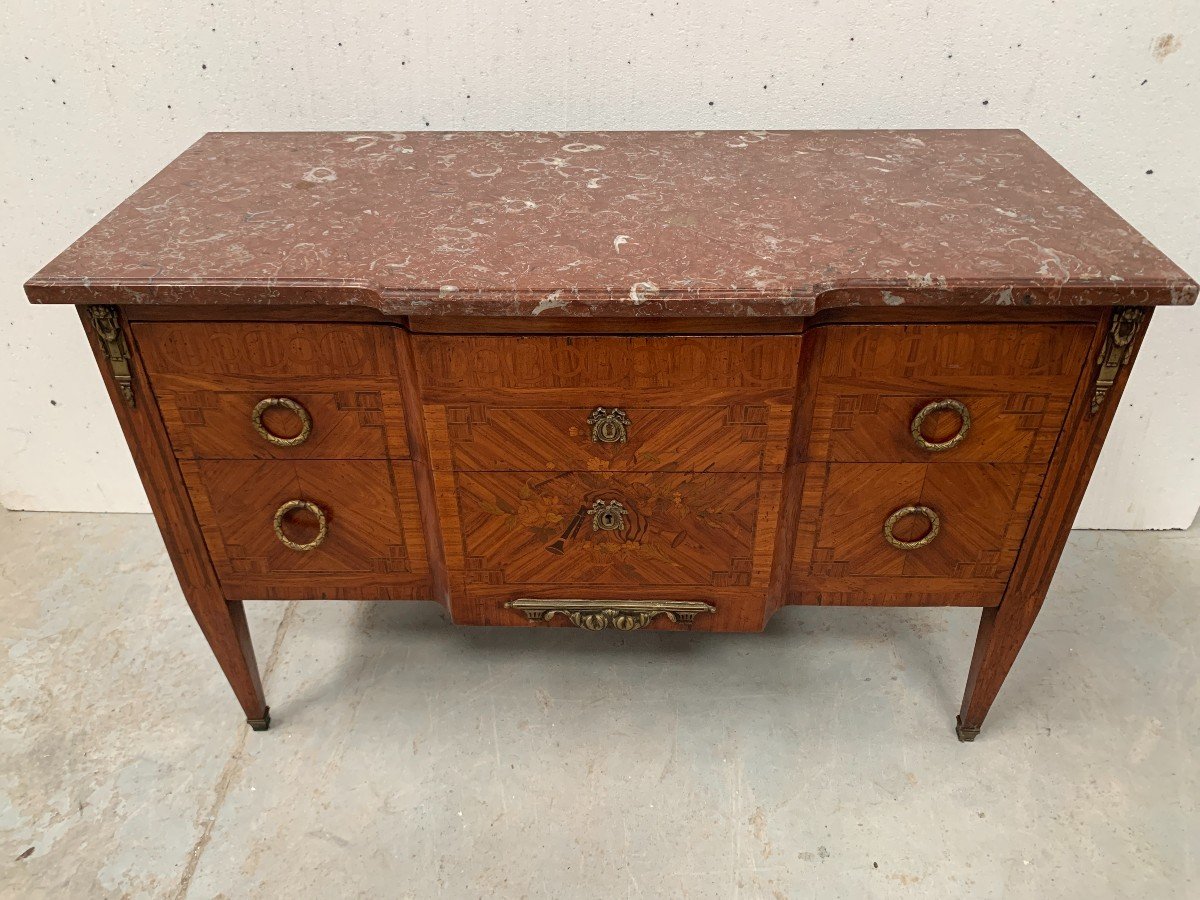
[883,505,940,551]
[252,397,313,447]
[273,499,328,552]
[590,499,627,532]
[86,305,135,406]
[505,599,717,631]
[911,398,971,452]
[1091,307,1146,414]
[588,407,631,443]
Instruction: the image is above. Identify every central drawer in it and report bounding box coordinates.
[415,334,800,473]
[438,403,781,472]
[456,470,772,587]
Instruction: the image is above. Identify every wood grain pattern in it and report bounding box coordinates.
[814,323,1092,385]
[790,462,1044,605]
[149,379,408,461]
[179,459,429,600]
[415,334,801,402]
[441,403,789,473]
[454,471,773,588]
[393,327,452,606]
[812,390,1073,466]
[135,321,398,378]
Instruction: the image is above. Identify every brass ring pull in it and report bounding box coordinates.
[588,407,631,444]
[883,505,940,551]
[590,499,627,532]
[252,397,312,447]
[911,399,970,452]
[273,499,327,552]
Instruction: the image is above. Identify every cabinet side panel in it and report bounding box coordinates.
[77,306,267,720]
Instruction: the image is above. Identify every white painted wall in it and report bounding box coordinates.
[1,1,1197,526]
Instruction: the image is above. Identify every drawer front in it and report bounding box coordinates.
[152,384,408,460]
[417,334,799,475]
[791,461,1045,605]
[804,323,1091,464]
[415,335,801,400]
[438,403,788,473]
[451,471,779,590]
[135,322,409,460]
[180,459,429,600]
[135,322,400,378]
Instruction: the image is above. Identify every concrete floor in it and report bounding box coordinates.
[1,506,1197,899]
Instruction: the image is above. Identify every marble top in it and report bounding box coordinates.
[26,130,1196,316]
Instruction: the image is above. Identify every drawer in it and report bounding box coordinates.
[415,335,801,403]
[451,470,780,590]
[134,322,399,379]
[791,461,1045,605]
[436,402,788,473]
[416,334,799,474]
[803,323,1092,464]
[179,459,429,600]
[151,384,408,460]
[135,321,410,460]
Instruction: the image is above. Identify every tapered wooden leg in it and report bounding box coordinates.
[186,595,270,729]
[956,596,1045,740]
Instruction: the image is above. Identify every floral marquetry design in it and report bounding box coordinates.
[455,471,767,588]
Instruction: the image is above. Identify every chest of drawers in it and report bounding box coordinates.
[28,130,1195,740]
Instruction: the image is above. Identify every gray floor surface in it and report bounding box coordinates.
[1,506,1197,898]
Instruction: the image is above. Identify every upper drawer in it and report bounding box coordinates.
[414,335,802,403]
[415,335,800,472]
[135,322,399,378]
[434,402,790,473]
[803,323,1093,465]
[133,323,409,460]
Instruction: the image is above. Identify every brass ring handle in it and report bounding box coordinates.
[590,499,628,532]
[252,397,312,447]
[587,407,631,444]
[911,399,970,452]
[273,499,327,552]
[883,505,940,551]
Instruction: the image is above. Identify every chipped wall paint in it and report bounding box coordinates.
[1,1,1196,527]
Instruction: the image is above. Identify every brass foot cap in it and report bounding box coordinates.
[247,707,271,731]
[955,715,981,742]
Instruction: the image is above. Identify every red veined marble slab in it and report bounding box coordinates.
[26,130,1196,316]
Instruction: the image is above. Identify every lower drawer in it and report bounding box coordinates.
[452,470,777,589]
[790,461,1045,606]
[180,459,430,600]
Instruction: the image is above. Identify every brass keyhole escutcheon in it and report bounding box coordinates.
[883,505,940,551]
[252,397,313,447]
[590,499,628,532]
[911,399,970,452]
[273,499,328,552]
[587,407,631,444]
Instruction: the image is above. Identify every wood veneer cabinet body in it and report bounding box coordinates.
[27,131,1196,740]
